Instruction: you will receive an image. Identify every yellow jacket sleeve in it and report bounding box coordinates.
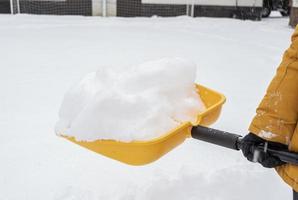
[249,28,298,145]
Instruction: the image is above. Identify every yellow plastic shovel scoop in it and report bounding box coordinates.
[62,84,225,166]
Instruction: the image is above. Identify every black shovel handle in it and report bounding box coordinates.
[191,125,298,165]
[254,145,298,165]
[191,125,242,150]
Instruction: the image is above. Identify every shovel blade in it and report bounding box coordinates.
[62,84,226,165]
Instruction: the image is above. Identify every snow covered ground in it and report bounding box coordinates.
[0,13,294,200]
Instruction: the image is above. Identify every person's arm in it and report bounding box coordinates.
[249,28,298,146]
[241,28,298,168]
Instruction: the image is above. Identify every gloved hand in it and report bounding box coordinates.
[241,133,288,168]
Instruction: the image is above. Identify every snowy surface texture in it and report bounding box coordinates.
[0,12,293,200]
[56,58,205,142]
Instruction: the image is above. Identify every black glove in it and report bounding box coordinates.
[241,133,288,168]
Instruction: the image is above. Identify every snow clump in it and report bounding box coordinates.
[55,58,206,142]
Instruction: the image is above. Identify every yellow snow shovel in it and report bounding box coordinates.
[62,84,226,166]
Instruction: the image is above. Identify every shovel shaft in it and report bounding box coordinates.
[191,125,241,150]
[255,145,298,165]
[191,125,298,165]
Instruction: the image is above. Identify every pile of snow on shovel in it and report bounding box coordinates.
[55,58,205,142]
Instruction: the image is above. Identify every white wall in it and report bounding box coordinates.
[237,0,262,7]
[142,0,263,7]
[92,0,116,16]
[293,0,298,8]
[92,0,263,16]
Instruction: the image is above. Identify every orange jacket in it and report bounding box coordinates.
[249,26,298,191]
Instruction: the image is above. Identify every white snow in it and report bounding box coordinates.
[0,12,293,200]
[258,130,278,140]
[56,58,205,142]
